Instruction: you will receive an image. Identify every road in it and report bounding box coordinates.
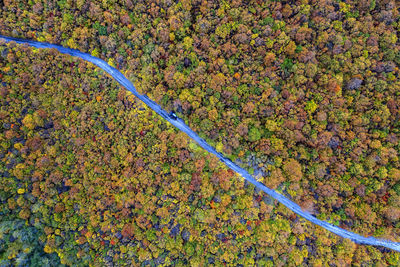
[1,35,399,253]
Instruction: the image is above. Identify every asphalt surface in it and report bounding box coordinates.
[1,35,399,253]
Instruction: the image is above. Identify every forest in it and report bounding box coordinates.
[1,37,399,266]
[0,0,400,265]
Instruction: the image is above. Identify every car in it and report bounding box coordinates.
[170,112,178,120]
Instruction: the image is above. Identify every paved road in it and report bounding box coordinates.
[1,35,399,253]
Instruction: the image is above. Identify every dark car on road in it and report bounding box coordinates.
[170,112,178,120]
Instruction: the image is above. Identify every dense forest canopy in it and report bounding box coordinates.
[3,42,399,266]
[1,0,400,265]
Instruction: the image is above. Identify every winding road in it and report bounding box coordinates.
[1,35,400,253]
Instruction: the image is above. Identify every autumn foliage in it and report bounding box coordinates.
[1,0,400,265]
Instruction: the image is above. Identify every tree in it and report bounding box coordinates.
[283,159,302,182]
